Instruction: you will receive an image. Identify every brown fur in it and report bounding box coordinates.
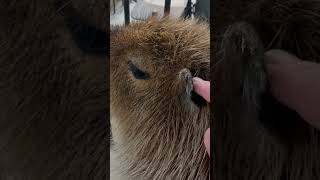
[110,18,210,179]
[0,0,108,179]
[213,0,320,179]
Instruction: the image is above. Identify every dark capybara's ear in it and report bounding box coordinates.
[53,0,108,55]
[69,22,108,55]
[70,0,109,30]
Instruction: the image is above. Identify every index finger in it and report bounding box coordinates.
[193,77,210,102]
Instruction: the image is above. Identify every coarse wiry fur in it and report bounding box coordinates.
[213,0,320,179]
[110,18,210,180]
[0,0,108,179]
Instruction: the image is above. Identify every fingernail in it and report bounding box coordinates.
[193,77,203,84]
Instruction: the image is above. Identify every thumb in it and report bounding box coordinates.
[265,49,320,129]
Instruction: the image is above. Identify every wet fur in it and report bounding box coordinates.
[0,0,108,179]
[110,18,210,179]
[214,0,320,179]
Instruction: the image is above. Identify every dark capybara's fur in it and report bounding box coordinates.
[0,0,108,179]
[214,0,320,179]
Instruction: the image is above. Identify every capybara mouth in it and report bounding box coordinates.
[191,91,207,107]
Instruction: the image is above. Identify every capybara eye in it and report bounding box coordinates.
[128,62,149,80]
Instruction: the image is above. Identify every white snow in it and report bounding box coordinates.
[110,1,139,26]
[144,0,187,7]
[110,0,196,26]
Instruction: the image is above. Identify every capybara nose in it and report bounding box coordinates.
[178,68,193,97]
[177,68,207,108]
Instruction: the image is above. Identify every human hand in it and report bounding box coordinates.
[193,77,210,156]
[265,49,320,130]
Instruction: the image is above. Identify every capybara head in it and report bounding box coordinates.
[110,18,210,179]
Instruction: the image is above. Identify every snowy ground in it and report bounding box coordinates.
[110,0,194,26]
[110,0,138,26]
[144,0,188,7]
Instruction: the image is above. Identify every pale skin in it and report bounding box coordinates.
[264,49,320,130]
[193,49,320,156]
[193,77,210,155]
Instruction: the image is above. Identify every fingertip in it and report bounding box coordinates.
[192,77,210,102]
[192,77,203,86]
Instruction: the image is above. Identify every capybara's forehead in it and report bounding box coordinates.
[111,18,210,65]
